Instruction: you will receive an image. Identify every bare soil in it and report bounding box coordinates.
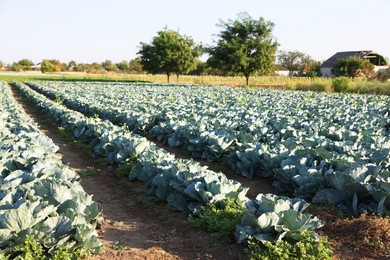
[11,85,390,260]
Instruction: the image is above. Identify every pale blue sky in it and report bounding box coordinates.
[1,0,389,64]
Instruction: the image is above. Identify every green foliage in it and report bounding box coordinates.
[8,236,78,260]
[67,60,77,71]
[138,28,201,83]
[101,59,117,72]
[128,58,144,74]
[12,236,45,260]
[8,59,34,71]
[245,232,333,260]
[349,79,390,95]
[77,167,97,177]
[332,77,350,92]
[41,60,57,73]
[189,198,245,242]
[111,240,129,250]
[295,82,328,92]
[332,56,374,78]
[278,50,321,76]
[57,126,73,141]
[73,63,91,72]
[87,62,104,73]
[54,96,64,105]
[90,113,100,119]
[207,12,278,85]
[376,68,390,82]
[278,50,305,75]
[115,60,130,73]
[115,155,138,178]
[135,195,157,209]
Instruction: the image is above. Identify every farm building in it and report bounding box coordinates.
[274,64,289,77]
[320,50,388,77]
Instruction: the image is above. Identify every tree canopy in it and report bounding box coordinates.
[278,50,321,77]
[101,59,117,71]
[40,60,57,73]
[332,56,374,78]
[137,28,201,83]
[207,13,278,85]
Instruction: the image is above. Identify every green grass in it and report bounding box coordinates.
[77,167,98,177]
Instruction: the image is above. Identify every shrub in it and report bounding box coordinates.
[245,232,333,260]
[376,69,390,82]
[295,82,328,92]
[188,198,245,243]
[332,77,350,93]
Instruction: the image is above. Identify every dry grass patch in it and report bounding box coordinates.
[328,214,390,258]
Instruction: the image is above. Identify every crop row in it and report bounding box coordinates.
[13,81,324,245]
[0,81,102,258]
[26,81,390,215]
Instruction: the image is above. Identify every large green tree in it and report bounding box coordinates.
[138,28,201,83]
[332,56,374,78]
[207,13,278,86]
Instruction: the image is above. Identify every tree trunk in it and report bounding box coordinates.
[176,74,179,84]
[245,75,249,86]
[167,73,170,83]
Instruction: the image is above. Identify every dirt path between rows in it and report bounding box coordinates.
[11,87,246,259]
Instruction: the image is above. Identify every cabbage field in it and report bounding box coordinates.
[3,79,389,257]
[9,81,326,250]
[0,81,102,258]
[25,81,390,216]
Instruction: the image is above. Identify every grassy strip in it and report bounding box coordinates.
[2,72,390,95]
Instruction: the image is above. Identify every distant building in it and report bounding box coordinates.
[320,50,388,77]
[274,64,290,77]
[31,63,41,70]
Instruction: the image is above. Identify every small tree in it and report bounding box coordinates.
[67,60,77,71]
[207,12,278,86]
[138,28,201,83]
[41,60,57,73]
[9,59,34,71]
[278,50,306,76]
[128,58,143,74]
[116,60,130,73]
[332,56,374,78]
[88,62,104,73]
[73,63,86,72]
[18,59,34,70]
[101,59,117,71]
[278,50,320,77]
